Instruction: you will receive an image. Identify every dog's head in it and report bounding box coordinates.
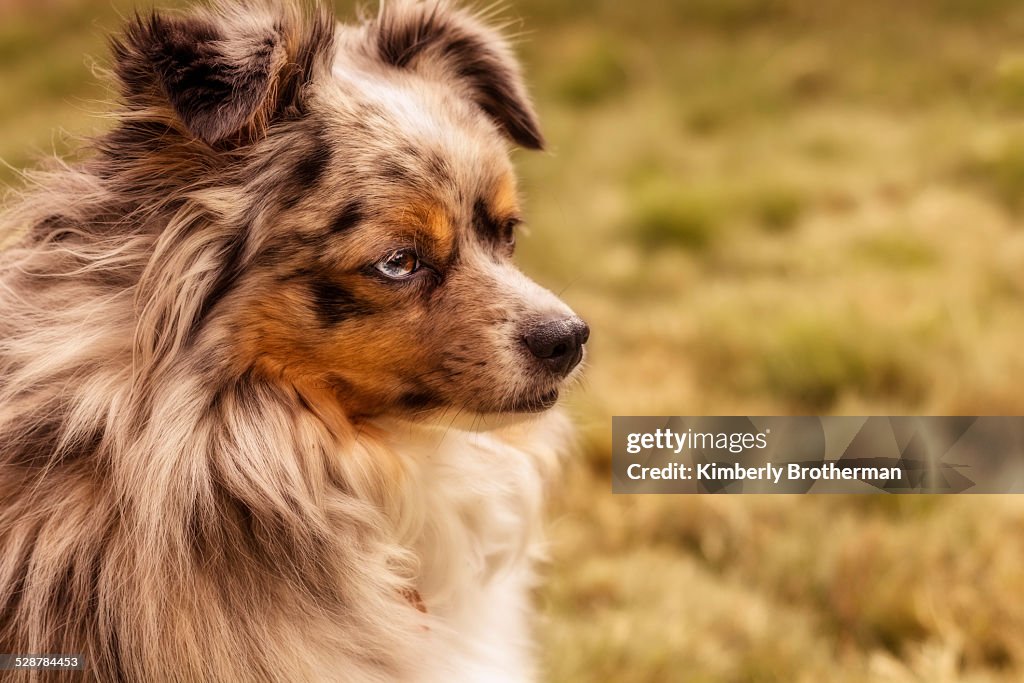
[112,1,587,419]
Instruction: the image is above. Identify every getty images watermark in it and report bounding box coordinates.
[612,417,1024,494]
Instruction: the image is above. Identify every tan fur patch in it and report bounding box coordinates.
[491,172,521,219]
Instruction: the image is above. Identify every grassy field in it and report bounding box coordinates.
[4,0,1024,681]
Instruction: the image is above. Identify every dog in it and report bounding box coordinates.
[0,1,588,680]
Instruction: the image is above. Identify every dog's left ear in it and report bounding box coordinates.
[373,1,544,150]
[112,4,335,146]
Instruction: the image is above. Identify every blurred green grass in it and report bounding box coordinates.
[5,1,1024,681]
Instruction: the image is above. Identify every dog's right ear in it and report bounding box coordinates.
[111,5,335,146]
[372,0,544,150]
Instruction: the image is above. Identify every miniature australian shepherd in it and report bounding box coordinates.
[0,1,588,680]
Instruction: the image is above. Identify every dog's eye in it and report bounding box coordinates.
[504,218,521,250]
[375,249,419,279]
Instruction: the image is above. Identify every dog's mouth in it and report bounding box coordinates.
[508,387,560,413]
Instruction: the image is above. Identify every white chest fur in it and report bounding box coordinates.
[373,412,568,682]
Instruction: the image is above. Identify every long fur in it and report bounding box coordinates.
[0,1,580,680]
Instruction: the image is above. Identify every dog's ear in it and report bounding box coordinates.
[373,1,544,150]
[112,5,335,146]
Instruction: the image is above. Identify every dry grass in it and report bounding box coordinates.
[4,0,1024,681]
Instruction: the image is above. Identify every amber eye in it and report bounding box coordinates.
[375,249,419,279]
[504,218,521,249]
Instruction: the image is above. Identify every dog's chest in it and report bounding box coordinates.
[391,423,548,603]
[376,416,566,680]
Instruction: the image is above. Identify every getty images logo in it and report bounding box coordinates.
[626,427,770,455]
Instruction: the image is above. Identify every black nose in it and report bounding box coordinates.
[523,316,590,377]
